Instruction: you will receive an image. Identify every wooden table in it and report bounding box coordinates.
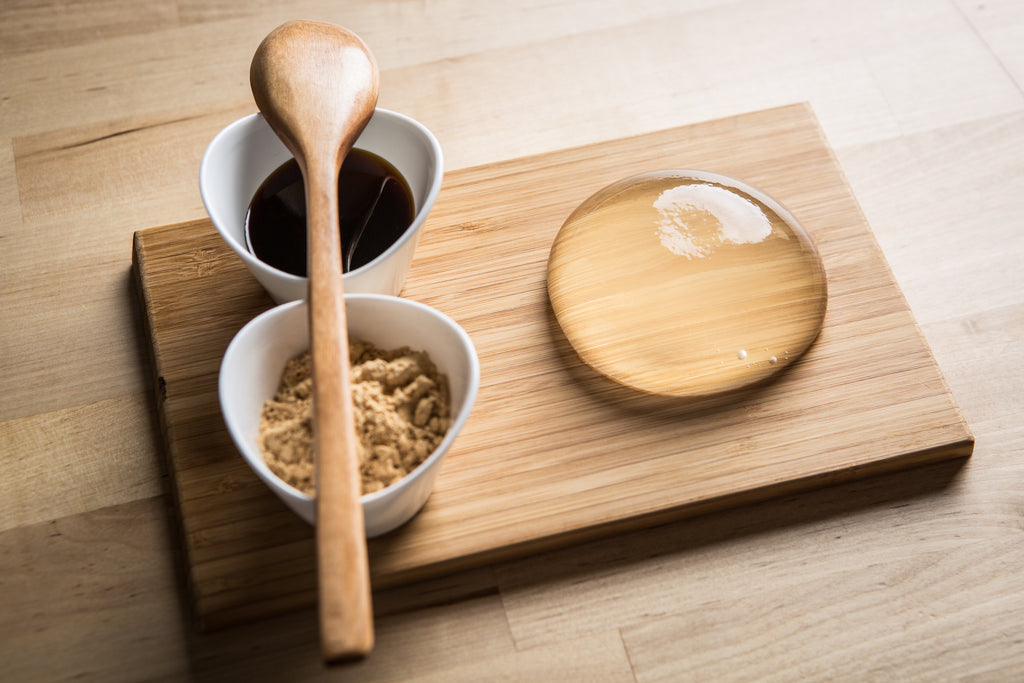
[2,1,1022,680]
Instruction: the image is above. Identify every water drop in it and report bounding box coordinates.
[547,170,827,397]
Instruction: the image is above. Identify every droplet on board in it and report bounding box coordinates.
[547,170,828,398]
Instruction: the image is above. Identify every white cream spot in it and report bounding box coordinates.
[654,183,773,259]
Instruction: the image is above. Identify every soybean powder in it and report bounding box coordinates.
[257,340,451,495]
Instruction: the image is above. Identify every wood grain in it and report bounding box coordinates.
[132,103,972,630]
[0,394,162,531]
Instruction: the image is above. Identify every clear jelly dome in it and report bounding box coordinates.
[547,170,828,398]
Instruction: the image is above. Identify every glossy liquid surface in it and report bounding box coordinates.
[245,149,414,276]
[547,171,828,398]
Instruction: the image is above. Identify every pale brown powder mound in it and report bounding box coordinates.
[257,340,451,496]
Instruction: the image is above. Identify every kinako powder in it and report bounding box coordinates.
[257,340,451,496]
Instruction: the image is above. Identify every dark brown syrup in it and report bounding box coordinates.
[244,148,415,276]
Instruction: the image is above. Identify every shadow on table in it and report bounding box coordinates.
[175,454,967,679]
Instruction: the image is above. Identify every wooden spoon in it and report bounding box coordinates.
[250,20,379,662]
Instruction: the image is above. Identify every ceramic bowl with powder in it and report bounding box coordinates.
[219,295,480,537]
[258,342,452,498]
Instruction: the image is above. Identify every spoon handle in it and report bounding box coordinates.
[306,153,374,661]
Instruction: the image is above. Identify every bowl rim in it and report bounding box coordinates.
[219,294,480,508]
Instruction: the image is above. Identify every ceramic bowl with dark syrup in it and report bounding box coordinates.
[200,109,443,303]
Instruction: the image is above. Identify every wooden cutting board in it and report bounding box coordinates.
[132,103,973,630]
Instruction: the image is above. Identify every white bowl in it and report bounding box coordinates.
[200,109,444,303]
[219,295,479,537]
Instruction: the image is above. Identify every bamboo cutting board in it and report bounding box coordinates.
[133,103,972,630]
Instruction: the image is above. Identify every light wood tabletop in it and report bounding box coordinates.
[2,1,1022,680]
